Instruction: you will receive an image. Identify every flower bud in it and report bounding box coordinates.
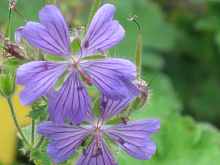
[137,80,149,105]
[4,40,25,59]
[0,73,15,98]
[118,79,149,121]
[131,79,149,110]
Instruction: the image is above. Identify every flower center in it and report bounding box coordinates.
[92,119,105,156]
[69,56,93,86]
[94,119,103,130]
[70,56,80,67]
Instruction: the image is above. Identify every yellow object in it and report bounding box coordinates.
[0,86,31,165]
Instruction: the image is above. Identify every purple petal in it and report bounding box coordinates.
[81,4,125,56]
[76,136,117,165]
[80,58,139,99]
[16,5,70,56]
[38,121,91,163]
[48,71,91,124]
[39,5,70,53]
[16,61,67,105]
[15,27,23,43]
[100,95,135,120]
[105,120,160,160]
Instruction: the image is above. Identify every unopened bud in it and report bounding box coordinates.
[131,79,149,110]
[137,79,149,106]
[117,79,149,120]
[0,73,15,97]
[4,40,25,59]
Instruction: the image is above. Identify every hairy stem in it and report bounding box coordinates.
[35,136,45,149]
[135,32,143,80]
[5,9,12,38]
[31,119,35,145]
[7,97,30,147]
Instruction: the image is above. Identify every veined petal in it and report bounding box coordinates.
[48,71,91,124]
[16,5,70,56]
[38,121,91,164]
[39,5,70,53]
[80,58,139,99]
[16,61,67,105]
[81,4,125,56]
[105,120,160,160]
[100,95,134,120]
[76,136,117,165]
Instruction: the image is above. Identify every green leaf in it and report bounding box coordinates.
[112,0,177,64]
[118,71,220,165]
[30,99,48,120]
[132,72,182,119]
[30,148,51,165]
[118,115,220,165]
[22,125,41,146]
[3,58,24,72]
[81,54,107,61]
[142,53,164,70]
[71,38,81,53]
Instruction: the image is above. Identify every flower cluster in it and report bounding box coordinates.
[16,3,160,165]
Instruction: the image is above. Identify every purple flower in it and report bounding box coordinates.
[38,95,160,164]
[16,4,139,123]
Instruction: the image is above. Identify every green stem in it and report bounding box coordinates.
[135,32,143,80]
[128,16,142,80]
[31,119,35,145]
[35,136,45,149]
[5,9,12,38]
[7,97,30,147]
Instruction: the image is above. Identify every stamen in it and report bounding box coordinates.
[78,68,93,86]
[71,56,79,65]
[95,118,104,129]
[69,56,93,86]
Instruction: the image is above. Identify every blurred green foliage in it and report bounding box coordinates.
[0,0,220,164]
[115,0,220,127]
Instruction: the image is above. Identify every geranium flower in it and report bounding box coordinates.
[38,95,160,164]
[16,4,139,123]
